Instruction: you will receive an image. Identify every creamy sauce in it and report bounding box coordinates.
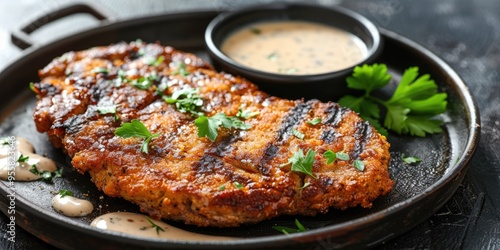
[91,212,234,241]
[0,137,57,181]
[221,20,368,75]
[52,194,94,217]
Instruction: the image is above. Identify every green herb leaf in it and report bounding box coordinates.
[233,182,243,189]
[17,154,30,163]
[93,67,109,74]
[40,171,53,181]
[402,154,422,164]
[59,189,74,198]
[353,160,365,171]
[341,64,447,137]
[194,115,219,142]
[130,75,156,90]
[236,109,260,120]
[346,63,391,94]
[195,113,251,142]
[336,152,350,161]
[53,168,63,178]
[218,185,225,191]
[172,62,189,76]
[114,119,160,153]
[281,149,317,179]
[146,55,165,67]
[97,105,120,122]
[162,88,204,115]
[145,216,165,235]
[273,219,307,234]
[323,150,336,164]
[292,128,305,140]
[29,163,62,183]
[307,117,322,125]
[114,69,128,86]
[29,165,39,175]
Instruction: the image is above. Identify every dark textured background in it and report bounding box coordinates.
[0,0,498,249]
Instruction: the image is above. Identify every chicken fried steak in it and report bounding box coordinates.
[32,41,394,227]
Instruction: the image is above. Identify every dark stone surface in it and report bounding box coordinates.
[1,0,498,249]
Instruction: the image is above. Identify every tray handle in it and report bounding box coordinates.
[11,3,111,50]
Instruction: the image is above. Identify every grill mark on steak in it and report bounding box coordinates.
[276,100,315,142]
[257,100,314,175]
[321,104,348,143]
[351,121,373,160]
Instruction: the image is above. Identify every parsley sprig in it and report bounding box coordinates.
[281,149,317,179]
[339,64,447,137]
[162,88,204,116]
[20,154,63,183]
[194,113,251,142]
[114,119,160,154]
[323,150,365,171]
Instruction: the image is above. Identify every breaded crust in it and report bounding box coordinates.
[32,41,393,227]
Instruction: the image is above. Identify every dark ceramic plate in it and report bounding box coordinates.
[0,5,479,250]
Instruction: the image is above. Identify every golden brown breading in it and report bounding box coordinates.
[32,41,393,227]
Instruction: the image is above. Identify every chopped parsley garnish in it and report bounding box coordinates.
[353,160,365,171]
[145,216,165,235]
[130,74,157,90]
[97,105,120,122]
[324,150,364,171]
[336,152,350,161]
[114,119,160,154]
[323,150,336,164]
[402,154,422,164]
[281,149,317,179]
[29,165,39,175]
[93,67,109,74]
[339,64,447,137]
[162,88,204,116]
[307,117,322,125]
[324,150,349,162]
[218,185,226,191]
[236,108,260,120]
[30,165,62,183]
[195,113,251,142]
[292,128,305,140]
[233,182,244,189]
[172,62,189,76]
[17,154,30,163]
[273,219,307,234]
[115,69,128,86]
[146,55,165,67]
[59,189,74,198]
